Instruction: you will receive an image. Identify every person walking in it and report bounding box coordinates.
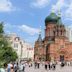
[52,64,56,70]
[7,63,13,72]
[48,62,51,70]
[19,63,25,72]
[4,63,8,72]
[45,61,47,70]
[34,62,37,69]
[14,63,17,72]
[10,67,14,72]
[37,63,39,69]
[22,63,25,72]
[37,61,40,69]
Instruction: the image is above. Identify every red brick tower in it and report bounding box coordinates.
[34,28,43,61]
[34,11,72,62]
[44,11,66,61]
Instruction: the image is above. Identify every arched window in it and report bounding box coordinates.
[61,30,63,36]
[53,31,55,36]
[57,29,59,36]
[14,43,18,48]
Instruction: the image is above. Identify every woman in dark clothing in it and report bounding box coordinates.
[48,63,51,70]
[52,64,56,70]
[37,63,40,69]
[45,64,47,70]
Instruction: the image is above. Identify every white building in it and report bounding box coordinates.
[65,26,72,42]
[21,42,34,60]
[7,33,34,61]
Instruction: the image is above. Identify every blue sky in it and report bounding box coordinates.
[0,0,72,45]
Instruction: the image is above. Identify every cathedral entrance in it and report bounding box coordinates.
[60,55,64,62]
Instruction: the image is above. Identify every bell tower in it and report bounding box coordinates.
[44,10,66,42]
[45,10,58,41]
[56,10,66,37]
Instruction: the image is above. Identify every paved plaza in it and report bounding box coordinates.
[24,64,72,72]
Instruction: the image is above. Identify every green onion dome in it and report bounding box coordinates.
[45,12,58,24]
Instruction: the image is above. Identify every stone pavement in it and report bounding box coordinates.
[24,64,72,72]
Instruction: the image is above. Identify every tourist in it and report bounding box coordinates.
[61,62,65,67]
[45,62,47,70]
[19,63,25,72]
[48,62,51,70]
[23,63,25,72]
[7,62,13,72]
[10,67,14,72]
[52,64,56,70]
[34,62,37,69]
[4,63,8,72]
[37,62,40,69]
[14,63,18,72]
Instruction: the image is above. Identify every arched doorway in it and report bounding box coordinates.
[59,50,68,62]
[60,55,64,62]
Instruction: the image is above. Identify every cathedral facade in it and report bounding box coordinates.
[34,11,72,62]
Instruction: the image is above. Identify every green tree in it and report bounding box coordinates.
[0,22,4,34]
[0,22,18,67]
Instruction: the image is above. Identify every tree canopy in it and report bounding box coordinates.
[0,22,18,67]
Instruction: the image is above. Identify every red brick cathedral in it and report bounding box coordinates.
[34,11,72,62]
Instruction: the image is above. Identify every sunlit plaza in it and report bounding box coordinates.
[0,0,72,72]
[25,64,72,72]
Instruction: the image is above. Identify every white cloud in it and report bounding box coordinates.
[51,0,72,20]
[0,0,16,12]
[31,0,50,8]
[19,25,39,35]
[4,23,16,28]
[5,30,11,34]
[52,0,68,12]
[65,3,72,19]
[4,23,39,36]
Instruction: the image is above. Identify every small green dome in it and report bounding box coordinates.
[45,12,58,24]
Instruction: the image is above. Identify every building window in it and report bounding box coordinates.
[60,45,64,49]
[61,30,62,35]
[14,43,18,48]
